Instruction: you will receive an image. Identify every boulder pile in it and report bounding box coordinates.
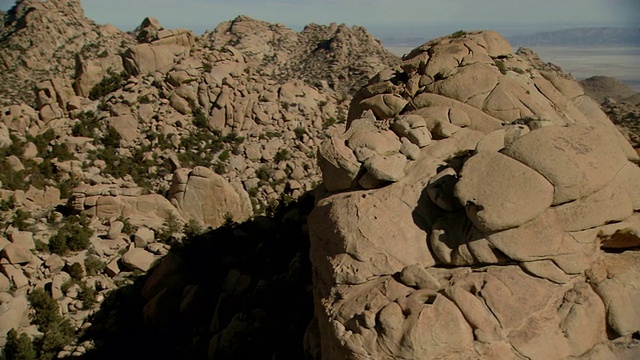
[309,30,640,359]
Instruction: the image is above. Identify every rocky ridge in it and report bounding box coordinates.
[309,30,640,359]
[580,76,640,148]
[0,0,398,356]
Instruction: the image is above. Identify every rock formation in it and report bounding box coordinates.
[580,76,640,148]
[0,0,399,355]
[308,30,640,359]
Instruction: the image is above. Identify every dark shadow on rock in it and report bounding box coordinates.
[78,192,316,360]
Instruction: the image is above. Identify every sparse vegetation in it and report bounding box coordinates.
[88,70,126,100]
[449,30,468,39]
[84,255,106,276]
[2,328,37,360]
[322,117,336,129]
[495,60,508,75]
[48,215,93,256]
[27,288,75,360]
[157,212,182,244]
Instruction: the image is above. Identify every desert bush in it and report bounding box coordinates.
[293,127,306,141]
[100,127,121,149]
[192,107,208,129]
[84,255,106,276]
[48,215,93,255]
[66,263,84,281]
[183,218,204,238]
[11,209,30,231]
[71,111,100,138]
[137,94,152,104]
[157,213,182,244]
[3,328,36,360]
[89,70,126,100]
[495,60,508,75]
[449,30,467,38]
[218,150,230,162]
[274,149,291,162]
[27,288,75,360]
[77,282,96,308]
[116,215,137,237]
[322,117,336,129]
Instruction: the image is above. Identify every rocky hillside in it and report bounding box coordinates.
[580,76,640,148]
[0,0,135,106]
[310,30,640,359]
[206,16,399,95]
[0,0,399,358]
[1,0,639,359]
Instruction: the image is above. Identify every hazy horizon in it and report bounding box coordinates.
[0,0,638,41]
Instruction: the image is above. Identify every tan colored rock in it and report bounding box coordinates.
[455,151,554,232]
[360,94,408,119]
[168,167,252,228]
[554,182,633,232]
[1,243,34,264]
[108,114,138,142]
[74,55,125,97]
[122,247,156,272]
[317,136,361,192]
[134,227,155,248]
[502,125,629,204]
[0,294,29,348]
[586,252,640,337]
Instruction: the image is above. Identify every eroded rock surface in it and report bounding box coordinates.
[309,30,640,360]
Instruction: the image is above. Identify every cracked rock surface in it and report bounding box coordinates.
[308,30,640,360]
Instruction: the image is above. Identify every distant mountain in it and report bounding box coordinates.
[508,27,640,47]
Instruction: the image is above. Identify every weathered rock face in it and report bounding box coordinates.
[207,16,399,94]
[168,166,252,228]
[71,183,183,230]
[308,30,640,360]
[0,0,134,105]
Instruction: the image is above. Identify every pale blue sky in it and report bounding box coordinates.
[1,0,638,39]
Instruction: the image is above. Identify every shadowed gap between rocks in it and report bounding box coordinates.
[75,193,316,360]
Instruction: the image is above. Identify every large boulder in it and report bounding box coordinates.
[308,30,640,360]
[71,183,182,229]
[168,167,252,229]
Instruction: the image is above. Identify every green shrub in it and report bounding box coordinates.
[256,166,271,181]
[48,215,94,255]
[47,233,69,256]
[293,127,306,141]
[27,288,75,360]
[138,94,152,104]
[449,30,467,39]
[218,150,230,162]
[116,215,136,236]
[222,131,244,144]
[495,60,508,75]
[183,218,203,238]
[11,209,30,231]
[77,282,96,309]
[3,328,36,360]
[71,111,101,138]
[89,70,126,100]
[274,149,290,162]
[0,196,15,211]
[100,127,121,148]
[66,263,84,281]
[322,117,336,129]
[84,255,106,276]
[202,62,213,72]
[192,107,208,129]
[157,213,182,244]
